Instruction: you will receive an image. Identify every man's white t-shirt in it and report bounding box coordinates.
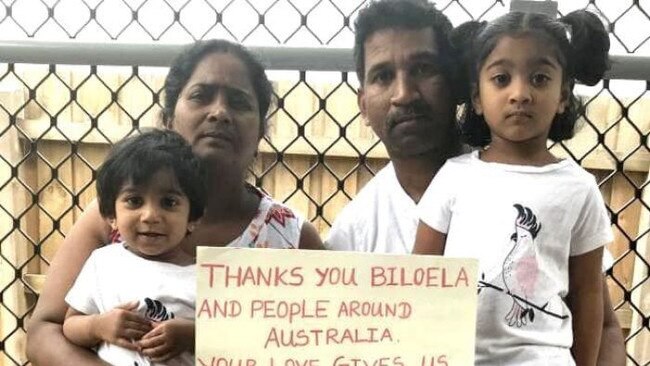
[417,151,613,365]
[66,243,194,366]
[325,162,418,253]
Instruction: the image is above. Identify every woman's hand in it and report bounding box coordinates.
[92,301,152,350]
[138,318,194,362]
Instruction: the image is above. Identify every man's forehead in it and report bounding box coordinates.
[364,27,440,65]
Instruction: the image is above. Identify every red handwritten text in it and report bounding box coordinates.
[337,301,411,319]
[371,266,469,288]
[332,356,404,366]
[314,267,358,286]
[264,327,393,348]
[197,299,242,319]
[250,299,330,324]
[200,263,304,288]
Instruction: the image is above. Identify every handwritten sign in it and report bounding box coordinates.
[196,248,478,366]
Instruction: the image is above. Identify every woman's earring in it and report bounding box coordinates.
[186,223,196,236]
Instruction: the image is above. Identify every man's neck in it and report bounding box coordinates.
[391,154,448,204]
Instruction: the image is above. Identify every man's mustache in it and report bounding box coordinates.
[386,100,432,128]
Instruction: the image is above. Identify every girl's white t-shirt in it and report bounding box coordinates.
[418,151,613,366]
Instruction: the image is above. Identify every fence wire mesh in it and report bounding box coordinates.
[0,0,648,365]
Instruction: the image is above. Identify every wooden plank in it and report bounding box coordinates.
[606,172,643,315]
[275,155,312,222]
[628,167,650,366]
[72,143,110,220]
[19,121,389,159]
[16,148,40,277]
[36,141,75,268]
[22,273,45,295]
[317,157,357,236]
[0,86,29,366]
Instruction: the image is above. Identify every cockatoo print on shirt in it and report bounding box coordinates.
[502,204,543,327]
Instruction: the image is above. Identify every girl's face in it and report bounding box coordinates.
[473,35,567,151]
[110,169,195,263]
[170,52,261,169]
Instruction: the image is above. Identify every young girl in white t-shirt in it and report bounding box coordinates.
[413,10,612,366]
[63,130,205,365]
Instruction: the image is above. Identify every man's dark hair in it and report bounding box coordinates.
[96,129,207,222]
[353,0,456,87]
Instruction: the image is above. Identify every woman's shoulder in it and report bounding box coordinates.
[249,185,302,217]
[256,191,305,229]
[235,185,305,249]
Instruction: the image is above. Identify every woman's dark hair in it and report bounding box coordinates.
[162,39,273,138]
[96,129,207,222]
[451,10,610,147]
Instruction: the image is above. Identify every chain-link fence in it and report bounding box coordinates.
[0,0,648,365]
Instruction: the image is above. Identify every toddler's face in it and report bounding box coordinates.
[110,169,193,262]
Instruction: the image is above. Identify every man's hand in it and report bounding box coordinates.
[91,301,151,350]
[139,318,194,362]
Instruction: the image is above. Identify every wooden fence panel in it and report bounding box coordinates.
[1,72,649,363]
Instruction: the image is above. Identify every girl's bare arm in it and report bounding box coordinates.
[598,279,625,366]
[413,220,446,255]
[569,247,604,366]
[298,222,325,250]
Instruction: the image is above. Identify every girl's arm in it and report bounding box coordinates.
[413,220,446,255]
[298,222,326,250]
[568,247,604,366]
[598,278,626,366]
[26,200,112,366]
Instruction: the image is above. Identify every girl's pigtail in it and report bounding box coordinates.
[561,10,610,86]
[449,20,486,104]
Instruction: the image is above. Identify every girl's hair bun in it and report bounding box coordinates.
[561,10,610,86]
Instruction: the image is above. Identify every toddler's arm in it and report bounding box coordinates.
[568,247,604,366]
[413,220,446,255]
[63,301,151,351]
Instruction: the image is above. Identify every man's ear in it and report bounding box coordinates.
[165,116,175,130]
[471,84,483,115]
[357,87,370,126]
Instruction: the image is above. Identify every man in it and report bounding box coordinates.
[325,0,625,364]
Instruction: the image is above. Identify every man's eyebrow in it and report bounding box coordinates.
[368,61,390,74]
[366,61,391,78]
[410,51,442,62]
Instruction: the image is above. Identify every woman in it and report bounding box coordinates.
[26,39,323,365]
